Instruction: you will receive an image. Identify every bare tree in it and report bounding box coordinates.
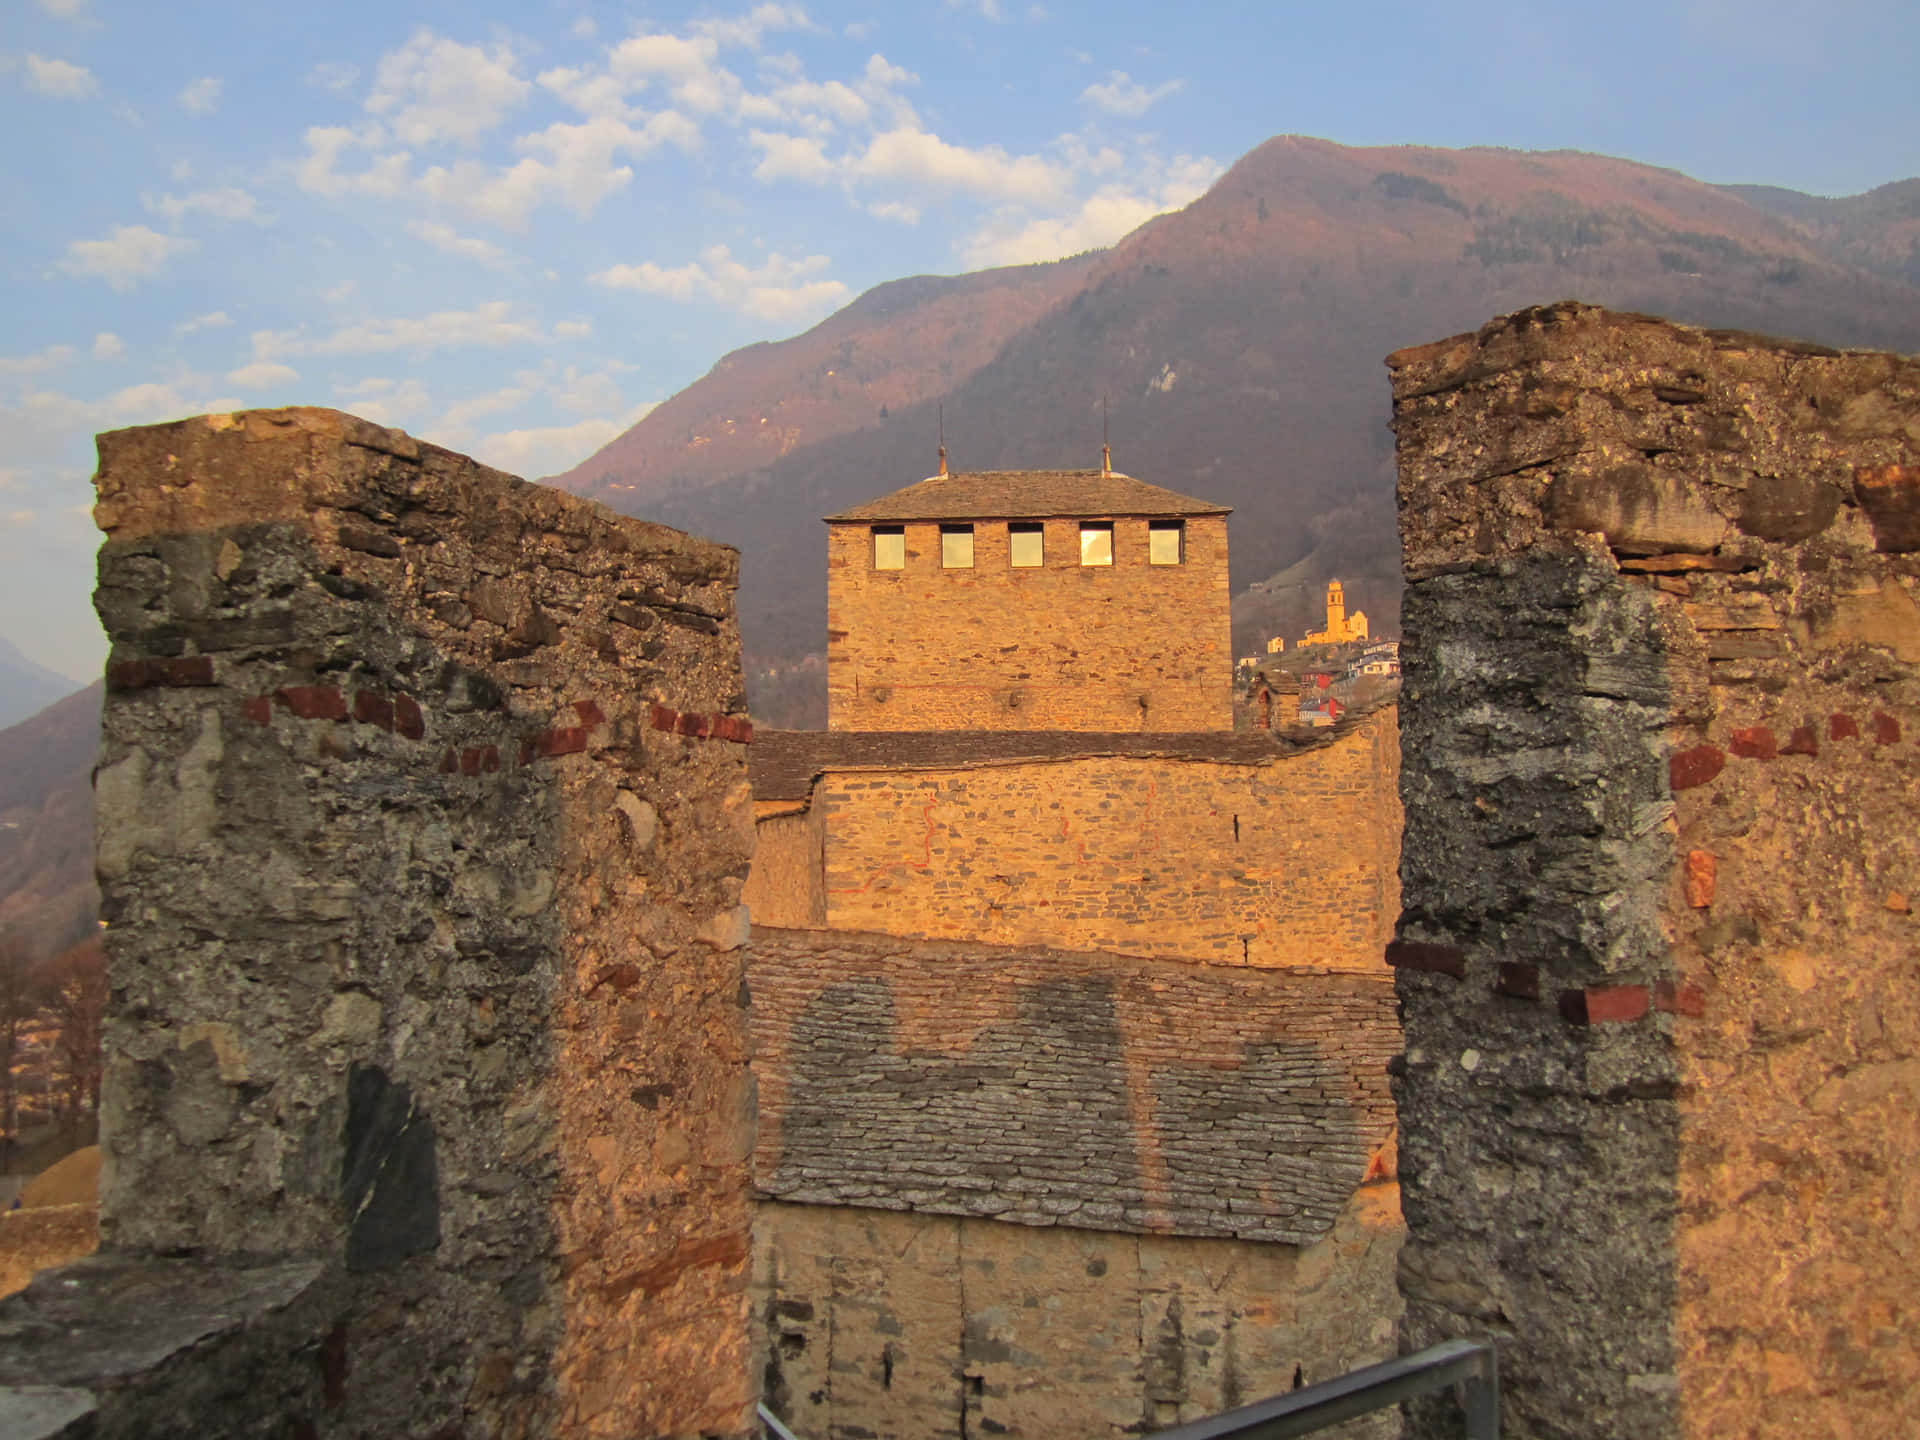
[44,937,107,1139]
[0,933,41,1167]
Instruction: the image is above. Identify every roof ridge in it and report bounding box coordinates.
[824,466,1231,523]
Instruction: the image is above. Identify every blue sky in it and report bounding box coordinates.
[4,0,1917,685]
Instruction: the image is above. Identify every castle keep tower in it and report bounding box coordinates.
[823,464,1233,730]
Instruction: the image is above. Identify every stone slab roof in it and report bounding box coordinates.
[824,469,1230,523]
[748,713,1389,800]
[749,927,1398,1243]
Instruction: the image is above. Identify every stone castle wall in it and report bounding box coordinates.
[746,926,1402,1440]
[754,1185,1402,1440]
[746,713,1400,971]
[1387,305,1920,1439]
[826,515,1233,731]
[11,408,758,1438]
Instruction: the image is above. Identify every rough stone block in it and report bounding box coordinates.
[1390,304,1920,1440]
[88,408,757,1439]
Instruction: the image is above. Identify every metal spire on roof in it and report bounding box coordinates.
[1101,396,1112,476]
[937,403,947,477]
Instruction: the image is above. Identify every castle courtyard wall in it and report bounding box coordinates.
[0,408,757,1439]
[1388,305,1920,1439]
[826,515,1233,731]
[753,1187,1402,1440]
[750,712,1399,970]
[745,926,1403,1439]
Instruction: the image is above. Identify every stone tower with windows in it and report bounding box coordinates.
[822,459,1233,731]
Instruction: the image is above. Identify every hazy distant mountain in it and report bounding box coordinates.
[0,637,82,733]
[548,136,1920,725]
[1720,178,1920,290]
[0,682,99,957]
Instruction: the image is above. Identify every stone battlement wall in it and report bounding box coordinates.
[749,927,1398,1241]
[1,408,757,1439]
[826,514,1233,731]
[754,1185,1403,1440]
[745,710,1401,970]
[1387,305,1920,1439]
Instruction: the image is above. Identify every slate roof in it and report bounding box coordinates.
[823,469,1230,524]
[749,715,1387,801]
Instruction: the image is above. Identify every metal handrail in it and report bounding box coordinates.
[758,1400,804,1440]
[756,1338,1497,1440]
[1145,1338,1498,1440]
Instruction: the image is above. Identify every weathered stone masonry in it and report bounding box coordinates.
[1388,305,1920,1439]
[825,472,1233,733]
[0,408,756,1438]
[747,928,1403,1439]
[744,715,1402,972]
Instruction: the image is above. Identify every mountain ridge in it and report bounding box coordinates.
[546,136,1920,725]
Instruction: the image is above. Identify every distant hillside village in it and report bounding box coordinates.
[1237,579,1402,727]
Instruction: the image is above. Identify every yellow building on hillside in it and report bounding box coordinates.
[1302,579,1368,647]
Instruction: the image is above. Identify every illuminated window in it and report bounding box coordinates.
[942,525,974,568]
[872,527,905,569]
[1079,522,1114,566]
[1009,523,1044,567]
[1149,521,1184,565]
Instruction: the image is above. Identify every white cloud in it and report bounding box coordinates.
[692,4,816,49]
[227,362,299,389]
[308,61,359,93]
[302,105,698,226]
[178,310,232,334]
[178,76,221,113]
[868,200,921,224]
[26,55,98,99]
[850,128,1064,204]
[147,187,266,224]
[552,367,623,414]
[433,110,700,224]
[405,220,508,267]
[434,385,529,432]
[92,333,124,361]
[322,281,354,304]
[607,31,743,115]
[465,405,657,480]
[0,345,76,376]
[295,125,412,201]
[257,301,559,359]
[749,129,834,183]
[1079,70,1183,117]
[334,378,430,427]
[961,158,1217,268]
[57,225,195,289]
[537,64,635,120]
[33,0,88,17]
[553,320,592,339]
[591,243,847,322]
[367,30,530,146]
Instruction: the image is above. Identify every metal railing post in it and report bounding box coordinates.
[1461,1340,1498,1440]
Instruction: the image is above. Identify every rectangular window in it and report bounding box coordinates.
[1079,522,1114,566]
[1149,521,1184,565]
[872,526,905,570]
[941,525,974,568]
[1009,523,1044,567]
